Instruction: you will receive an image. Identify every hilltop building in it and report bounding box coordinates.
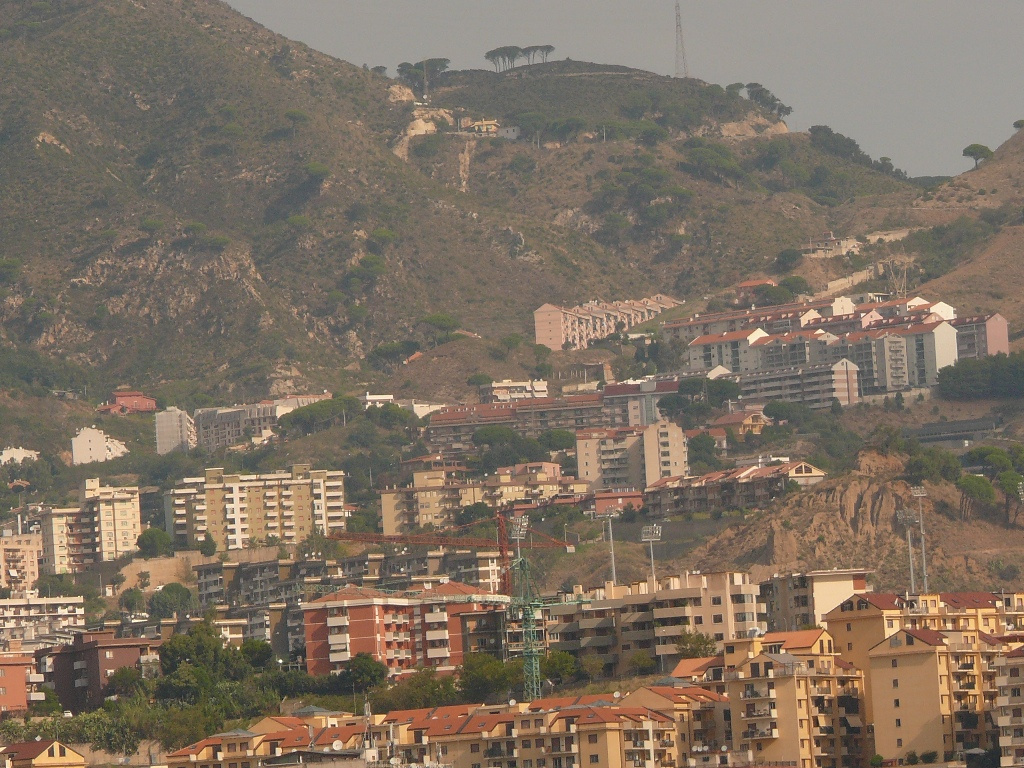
[165,465,346,550]
[155,406,197,455]
[479,378,549,403]
[70,427,128,465]
[534,294,681,351]
[193,394,331,451]
[0,447,39,466]
[96,390,157,415]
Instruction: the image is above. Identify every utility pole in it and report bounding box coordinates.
[912,486,928,593]
[896,509,918,593]
[674,2,690,79]
[605,516,618,585]
[641,524,661,585]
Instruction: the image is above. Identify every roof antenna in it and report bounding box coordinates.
[675,2,690,79]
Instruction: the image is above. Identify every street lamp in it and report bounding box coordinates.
[911,486,928,593]
[641,524,662,585]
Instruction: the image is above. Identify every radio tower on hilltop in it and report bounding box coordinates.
[675,1,690,79]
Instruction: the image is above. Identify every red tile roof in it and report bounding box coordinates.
[0,742,62,762]
[940,592,998,609]
[904,628,948,646]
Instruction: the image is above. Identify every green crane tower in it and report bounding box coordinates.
[509,516,544,702]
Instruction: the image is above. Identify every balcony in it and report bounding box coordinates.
[997,715,1024,728]
[740,688,776,700]
[27,673,44,683]
[74,678,89,688]
[328,650,351,663]
[327,615,350,627]
[426,628,449,642]
[741,710,774,720]
[741,728,779,740]
[426,647,450,659]
[425,611,447,624]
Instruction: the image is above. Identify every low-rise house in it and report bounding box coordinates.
[0,742,85,768]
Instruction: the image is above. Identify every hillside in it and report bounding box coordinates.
[0,0,932,409]
[689,451,1024,593]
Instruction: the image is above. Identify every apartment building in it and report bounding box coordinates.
[546,571,765,677]
[38,479,142,574]
[995,648,1024,768]
[868,626,1006,763]
[602,379,682,427]
[0,593,85,644]
[760,570,873,632]
[0,531,41,592]
[643,462,826,518]
[164,465,346,550]
[381,462,588,535]
[36,630,160,712]
[736,359,861,409]
[951,314,1010,360]
[721,629,866,768]
[303,581,510,677]
[70,427,128,465]
[575,421,688,492]
[534,294,681,351]
[480,379,550,403]
[155,406,197,455]
[192,394,330,452]
[425,395,609,454]
[0,655,46,713]
[621,686,734,762]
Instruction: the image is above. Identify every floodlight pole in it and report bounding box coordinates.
[896,510,916,593]
[607,518,617,585]
[912,486,928,593]
[641,524,662,586]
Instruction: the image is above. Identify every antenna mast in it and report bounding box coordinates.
[675,2,690,79]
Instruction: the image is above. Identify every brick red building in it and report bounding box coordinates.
[0,655,41,713]
[303,581,508,677]
[107,390,158,414]
[35,630,160,712]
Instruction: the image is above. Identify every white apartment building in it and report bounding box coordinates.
[70,427,128,465]
[575,421,688,492]
[0,593,86,642]
[479,379,549,403]
[155,407,196,455]
[165,465,347,550]
[39,480,142,574]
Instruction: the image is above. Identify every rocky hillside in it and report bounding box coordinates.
[689,451,1024,593]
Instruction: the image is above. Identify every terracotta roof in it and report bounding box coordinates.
[528,694,618,711]
[643,685,728,704]
[940,592,998,609]
[710,411,769,427]
[689,329,766,345]
[0,742,62,761]
[260,729,312,750]
[904,628,948,646]
[167,737,222,758]
[762,629,826,649]
[855,593,905,610]
[670,654,724,678]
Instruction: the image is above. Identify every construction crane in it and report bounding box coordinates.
[328,511,573,597]
[507,515,543,701]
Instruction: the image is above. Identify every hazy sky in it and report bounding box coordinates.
[225,1,1024,177]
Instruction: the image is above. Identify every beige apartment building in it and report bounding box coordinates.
[721,629,865,768]
[547,571,764,677]
[38,480,142,574]
[869,626,1007,763]
[576,421,688,492]
[996,648,1024,768]
[164,465,346,550]
[534,294,680,351]
[761,569,872,632]
[0,531,41,592]
[380,462,588,535]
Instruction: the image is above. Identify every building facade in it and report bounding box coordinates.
[155,407,197,455]
[165,465,346,550]
[575,421,688,492]
[761,570,872,632]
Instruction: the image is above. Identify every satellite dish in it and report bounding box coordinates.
[613,691,621,699]
[333,741,344,751]
[509,699,517,706]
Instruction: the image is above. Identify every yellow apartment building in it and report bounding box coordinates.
[995,647,1024,768]
[621,686,733,765]
[721,629,865,768]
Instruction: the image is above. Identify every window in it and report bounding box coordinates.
[726,645,735,654]
[891,659,898,668]
[846,623,852,632]
[847,643,853,651]
[897,739,903,748]
[896,719,901,728]
[105,650,114,659]
[589,757,599,764]
[892,679,899,688]
[588,735,598,744]
[712,596,722,606]
[694,616,703,625]
[713,614,723,624]
[470,744,480,754]
[894,699,900,708]
[714,633,724,641]
[523,741,532,749]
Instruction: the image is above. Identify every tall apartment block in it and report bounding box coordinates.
[302,581,509,677]
[761,569,872,632]
[575,421,688,491]
[164,465,346,550]
[0,530,42,593]
[546,571,764,677]
[155,407,196,455]
[38,480,142,574]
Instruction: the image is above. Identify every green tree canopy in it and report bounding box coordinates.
[148,583,198,621]
[963,143,994,168]
[676,628,718,659]
[136,527,173,558]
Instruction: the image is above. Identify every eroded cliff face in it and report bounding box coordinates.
[689,452,1024,591]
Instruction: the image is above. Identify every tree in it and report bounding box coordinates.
[109,572,126,593]
[458,652,512,703]
[537,45,555,63]
[538,429,575,452]
[540,650,577,684]
[136,528,173,559]
[676,628,718,659]
[284,109,310,137]
[199,533,217,557]
[997,471,1024,527]
[628,650,657,676]
[137,571,150,590]
[963,143,994,169]
[340,652,388,693]
[419,313,460,346]
[579,654,604,681]
[240,639,275,670]
[118,587,146,614]
[106,666,146,697]
[957,474,995,521]
[773,248,804,272]
[149,583,198,620]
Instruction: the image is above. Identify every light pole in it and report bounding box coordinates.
[607,517,617,585]
[911,486,928,593]
[641,525,662,585]
[896,509,919,593]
